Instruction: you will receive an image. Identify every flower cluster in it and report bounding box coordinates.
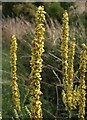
[61,10,69,83]
[67,40,75,110]
[61,11,81,118]
[61,10,70,112]
[78,44,87,120]
[30,6,46,119]
[72,87,80,109]
[68,40,75,88]
[10,35,21,113]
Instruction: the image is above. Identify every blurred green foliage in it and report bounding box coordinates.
[13,3,36,21]
[2,2,74,23]
[2,2,15,17]
[44,2,64,22]
[60,2,74,10]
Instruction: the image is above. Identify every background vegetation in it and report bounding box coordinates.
[2,2,87,119]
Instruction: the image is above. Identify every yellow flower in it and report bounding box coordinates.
[78,44,87,120]
[61,11,87,119]
[61,10,69,82]
[10,35,21,113]
[61,10,69,112]
[30,6,46,119]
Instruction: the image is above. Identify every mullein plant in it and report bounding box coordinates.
[78,44,87,120]
[61,10,76,117]
[10,35,21,113]
[61,10,69,86]
[30,6,46,119]
[61,10,69,111]
[67,39,75,113]
[61,10,87,119]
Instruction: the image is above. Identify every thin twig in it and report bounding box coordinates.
[53,70,61,84]
[22,88,29,107]
[49,52,62,61]
[56,85,59,120]
[43,108,56,119]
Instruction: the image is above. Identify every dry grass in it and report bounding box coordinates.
[2,17,62,46]
[2,15,86,47]
[2,17,35,41]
